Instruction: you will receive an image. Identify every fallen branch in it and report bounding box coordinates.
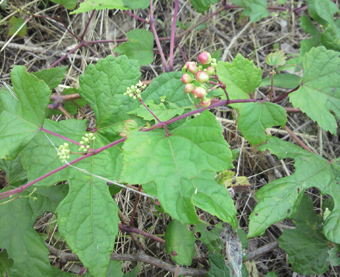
[45,243,207,276]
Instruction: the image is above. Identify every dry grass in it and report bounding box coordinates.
[1,0,340,276]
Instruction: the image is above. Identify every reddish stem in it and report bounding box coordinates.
[81,10,95,40]
[129,186,142,227]
[169,0,179,71]
[119,224,165,244]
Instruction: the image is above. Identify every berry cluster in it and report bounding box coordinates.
[124,81,147,100]
[57,143,70,163]
[79,133,96,152]
[181,52,217,108]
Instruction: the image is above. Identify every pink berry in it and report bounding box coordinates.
[200,98,211,107]
[181,73,192,84]
[195,71,209,83]
[198,52,212,65]
[206,66,216,76]
[192,86,207,99]
[186,62,199,74]
[184,83,195,93]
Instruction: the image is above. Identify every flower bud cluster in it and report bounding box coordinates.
[181,52,217,108]
[58,143,70,163]
[79,133,96,152]
[124,81,147,100]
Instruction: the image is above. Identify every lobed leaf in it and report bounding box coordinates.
[50,0,78,10]
[7,16,27,37]
[289,47,340,135]
[78,55,141,141]
[115,29,154,66]
[121,110,233,224]
[192,171,237,228]
[237,102,287,146]
[33,66,68,90]
[165,220,195,266]
[122,0,149,9]
[21,119,87,186]
[242,0,269,23]
[217,54,262,106]
[249,137,340,245]
[279,194,330,274]
[0,66,51,160]
[70,0,127,14]
[189,0,220,14]
[56,136,121,276]
[299,15,321,55]
[0,185,68,276]
[0,153,27,187]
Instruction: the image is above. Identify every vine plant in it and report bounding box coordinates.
[1,0,340,276]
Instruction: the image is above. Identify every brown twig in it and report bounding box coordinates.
[45,243,207,276]
[284,126,314,153]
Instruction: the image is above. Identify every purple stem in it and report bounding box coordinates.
[40,127,94,151]
[1,97,261,200]
[149,0,170,72]
[48,42,84,69]
[119,224,165,244]
[139,98,162,123]
[176,41,188,62]
[0,137,127,199]
[86,39,129,44]
[81,10,95,40]
[272,85,300,103]
[169,0,179,71]
[125,10,149,24]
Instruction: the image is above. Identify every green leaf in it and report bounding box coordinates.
[265,272,278,277]
[0,66,51,160]
[289,47,340,135]
[265,50,286,67]
[189,0,220,14]
[278,194,330,274]
[299,15,321,55]
[142,72,192,109]
[321,19,340,52]
[242,0,269,23]
[207,253,230,277]
[21,119,87,186]
[237,102,287,145]
[307,0,339,25]
[122,0,149,9]
[50,0,78,10]
[0,249,13,277]
[212,49,222,61]
[33,66,68,90]
[115,29,154,66]
[217,54,262,104]
[231,0,244,6]
[70,0,128,14]
[192,171,237,228]
[123,263,142,277]
[260,73,301,89]
[165,220,195,266]
[313,0,339,25]
[56,136,121,277]
[0,0,7,10]
[7,16,27,37]
[249,137,340,245]
[0,153,27,187]
[195,222,225,252]
[78,55,141,141]
[121,110,233,224]
[238,229,248,249]
[329,244,340,266]
[128,100,184,123]
[0,185,67,276]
